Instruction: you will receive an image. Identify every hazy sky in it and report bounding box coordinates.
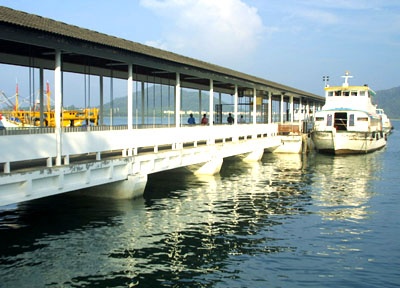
[0,0,399,102]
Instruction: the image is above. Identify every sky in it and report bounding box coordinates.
[0,0,399,104]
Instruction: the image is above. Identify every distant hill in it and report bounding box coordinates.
[375,86,400,119]
[103,86,233,116]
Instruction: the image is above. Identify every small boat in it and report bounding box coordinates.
[0,112,35,128]
[376,108,393,134]
[1,83,99,128]
[311,72,387,154]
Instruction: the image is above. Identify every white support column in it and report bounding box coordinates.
[55,50,62,166]
[280,93,284,124]
[219,92,222,124]
[39,68,44,127]
[175,72,181,127]
[141,81,145,125]
[4,162,10,174]
[99,75,104,125]
[290,95,294,124]
[127,64,133,130]
[299,97,303,121]
[198,89,202,123]
[109,76,113,127]
[234,84,238,125]
[209,79,214,126]
[268,91,272,124]
[312,101,316,120]
[253,88,257,124]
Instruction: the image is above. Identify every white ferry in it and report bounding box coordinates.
[311,72,386,154]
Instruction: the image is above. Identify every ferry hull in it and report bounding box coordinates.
[312,131,386,155]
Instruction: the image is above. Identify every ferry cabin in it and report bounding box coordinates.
[314,85,383,133]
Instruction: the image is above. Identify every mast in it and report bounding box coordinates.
[46,82,51,112]
[14,81,19,111]
[341,71,353,87]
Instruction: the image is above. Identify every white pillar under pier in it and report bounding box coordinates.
[92,174,148,199]
[194,158,223,176]
[243,149,264,162]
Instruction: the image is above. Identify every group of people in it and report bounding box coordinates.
[228,113,246,124]
[188,113,245,125]
[187,113,209,125]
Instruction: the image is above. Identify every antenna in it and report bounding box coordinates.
[322,75,329,87]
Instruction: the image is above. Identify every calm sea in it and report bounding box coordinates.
[0,121,399,288]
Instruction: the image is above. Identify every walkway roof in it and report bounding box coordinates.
[0,6,323,101]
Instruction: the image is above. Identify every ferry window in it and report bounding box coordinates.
[327,114,333,126]
[357,117,368,121]
[349,114,355,126]
[343,91,350,96]
[334,91,341,96]
[360,91,365,96]
[351,91,357,96]
[328,91,333,96]
[316,117,324,121]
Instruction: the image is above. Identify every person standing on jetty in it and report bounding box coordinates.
[188,113,196,125]
[227,113,234,124]
[201,114,208,125]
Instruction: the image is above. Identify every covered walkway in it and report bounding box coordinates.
[0,6,324,205]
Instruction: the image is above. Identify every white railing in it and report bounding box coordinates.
[1,123,278,172]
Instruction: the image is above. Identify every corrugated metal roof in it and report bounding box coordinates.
[0,5,322,99]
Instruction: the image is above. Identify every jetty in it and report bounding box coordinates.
[0,6,324,206]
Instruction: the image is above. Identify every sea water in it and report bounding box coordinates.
[0,120,399,287]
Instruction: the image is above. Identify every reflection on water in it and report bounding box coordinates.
[0,145,398,287]
[310,153,381,221]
